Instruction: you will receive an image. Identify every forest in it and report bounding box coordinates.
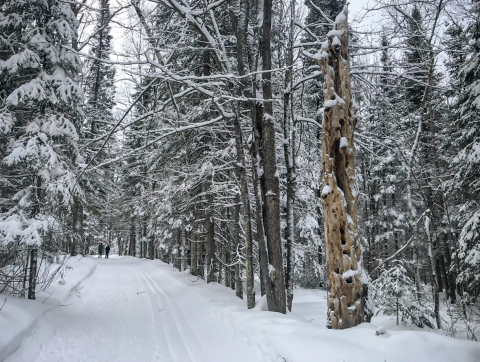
[0,0,480,352]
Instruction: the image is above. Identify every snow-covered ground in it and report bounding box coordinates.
[1,256,479,362]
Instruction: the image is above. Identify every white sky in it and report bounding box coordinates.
[350,0,372,14]
[108,0,377,112]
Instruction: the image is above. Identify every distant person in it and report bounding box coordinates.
[98,243,104,258]
[105,245,110,259]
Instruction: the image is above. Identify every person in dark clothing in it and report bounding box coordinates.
[98,243,104,258]
[105,245,110,258]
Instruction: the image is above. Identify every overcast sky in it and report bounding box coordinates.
[350,0,372,14]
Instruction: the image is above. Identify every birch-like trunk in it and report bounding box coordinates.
[318,6,364,329]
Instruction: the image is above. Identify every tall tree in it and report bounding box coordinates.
[318,6,364,329]
[0,0,84,246]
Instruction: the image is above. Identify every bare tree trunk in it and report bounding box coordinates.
[176,229,182,271]
[70,197,78,256]
[191,227,198,276]
[229,0,255,308]
[27,248,37,300]
[205,189,215,283]
[256,0,286,314]
[117,235,122,256]
[283,0,296,312]
[225,220,231,289]
[182,222,187,271]
[232,120,255,307]
[77,203,86,256]
[129,216,136,257]
[234,195,243,299]
[198,236,205,278]
[251,108,276,311]
[149,233,154,260]
[318,6,364,329]
[425,210,442,329]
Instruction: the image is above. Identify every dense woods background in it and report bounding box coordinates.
[1,0,479,339]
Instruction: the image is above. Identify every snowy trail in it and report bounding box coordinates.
[134,266,212,362]
[3,257,264,362]
[4,256,480,362]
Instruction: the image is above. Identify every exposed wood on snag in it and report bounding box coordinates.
[318,6,364,329]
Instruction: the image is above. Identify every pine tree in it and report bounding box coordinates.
[79,0,117,255]
[448,0,480,302]
[372,262,434,327]
[84,0,116,139]
[0,0,84,246]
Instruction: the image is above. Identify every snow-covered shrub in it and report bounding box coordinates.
[0,242,68,297]
[371,262,435,328]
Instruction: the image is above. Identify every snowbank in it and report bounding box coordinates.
[0,256,97,361]
[143,259,480,362]
[2,257,479,362]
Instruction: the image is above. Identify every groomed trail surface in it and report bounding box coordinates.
[3,257,262,362]
[3,256,480,362]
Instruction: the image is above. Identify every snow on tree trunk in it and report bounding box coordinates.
[191,226,198,276]
[318,6,364,329]
[205,186,215,283]
[234,195,243,299]
[257,0,287,315]
[250,138,276,310]
[425,210,442,329]
[233,117,255,308]
[27,248,37,300]
[283,0,296,312]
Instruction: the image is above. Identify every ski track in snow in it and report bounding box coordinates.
[134,266,212,362]
[3,256,480,362]
[3,257,264,362]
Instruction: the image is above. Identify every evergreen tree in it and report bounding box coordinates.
[79,0,117,255]
[448,0,480,302]
[404,5,429,111]
[372,262,434,327]
[84,0,116,139]
[0,0,84,246]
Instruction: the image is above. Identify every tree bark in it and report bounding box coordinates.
[229,0,255,307]
[283,0,296,312]
[129,216,136,257]
[234,195,243,299]
[425,210,442,329]
[252,110,277,311]
[256,0,286,314]
[205,186,215,283]
[232,120,255,307]
[70,197,78,256]
[318,6,364,329]
[182,222,188,271]
[28,248,37,300]
[191,227,198,276]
